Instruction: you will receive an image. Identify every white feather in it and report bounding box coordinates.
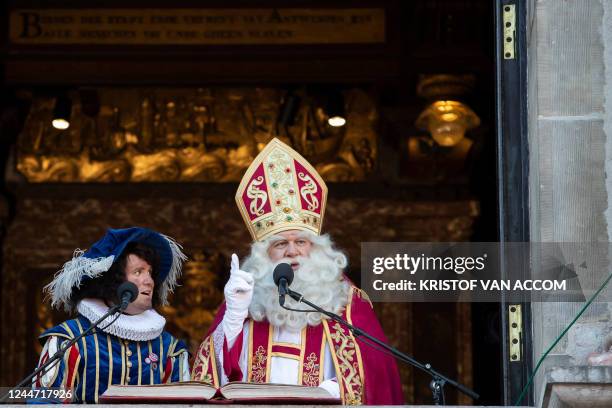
[159,234,188,305]
[44,249,115,312]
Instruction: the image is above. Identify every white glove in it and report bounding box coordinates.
[222,254,254,347]
[318,379,340,398]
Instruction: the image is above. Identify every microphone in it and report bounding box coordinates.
[273,263,294,306]
[117,281,139,311]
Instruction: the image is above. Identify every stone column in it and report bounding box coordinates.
[528,0,612,404]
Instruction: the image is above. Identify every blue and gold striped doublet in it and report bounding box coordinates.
[38,315,188,403]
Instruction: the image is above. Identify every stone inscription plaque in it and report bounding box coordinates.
[10,8,385,45]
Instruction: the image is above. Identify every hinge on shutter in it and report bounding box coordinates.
[509,304,522,361]
[503,4,516,59]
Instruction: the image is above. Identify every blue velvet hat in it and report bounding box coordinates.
[45,227,187,311]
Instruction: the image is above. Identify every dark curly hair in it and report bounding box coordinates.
[69,242,161,310]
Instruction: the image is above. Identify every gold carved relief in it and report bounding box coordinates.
[159,250,223,351]
[17,88,377,182]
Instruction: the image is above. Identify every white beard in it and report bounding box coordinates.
[243,234,350,331]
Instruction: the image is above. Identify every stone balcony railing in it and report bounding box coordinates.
[541,366,612,408]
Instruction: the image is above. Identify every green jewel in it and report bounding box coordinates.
[286,216,293,222]
[272,182,278,188]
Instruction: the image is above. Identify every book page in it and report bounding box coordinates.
[102,381,217,400]
[221,382,334,400]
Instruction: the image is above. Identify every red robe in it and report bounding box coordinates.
[192,285,404,405]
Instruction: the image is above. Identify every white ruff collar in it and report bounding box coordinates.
[77,298,166,341]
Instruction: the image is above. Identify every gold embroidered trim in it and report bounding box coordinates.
[265,324,273,381]
[193,336,214,385]
[352,287,372,308]
[347,288,367,404]
[297,326,307,385]
[247,320,254,381]
[93,332,100,402]
[271,351,301,360]
[302,352,321,387]
[326,321,364,405]
[272,341,302,349]
[74,319,87,402]
[319,332,326,384]
[209,334,219,387]
[137,342,142,385]
[251,345,267,383]
[147,342,154,384]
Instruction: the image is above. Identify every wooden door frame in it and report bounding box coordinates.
[495,0,533,406]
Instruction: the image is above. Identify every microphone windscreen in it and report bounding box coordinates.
[273,263,294,286]
[117,281,139,302]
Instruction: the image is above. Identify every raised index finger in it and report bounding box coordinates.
[230,253,240,273]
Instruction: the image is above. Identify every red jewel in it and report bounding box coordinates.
[288,189,295,195]
[285,167,291,173]
[275,199,281,205]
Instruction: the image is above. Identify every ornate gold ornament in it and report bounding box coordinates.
[192,337,215,385]
[325,321,364,404]
[159,250,223,350]
[302,352,321,387]
[16,88,377,182]
[251,345,268,383]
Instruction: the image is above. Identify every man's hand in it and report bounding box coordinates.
[224,254,254,306]
[222,254,254,346]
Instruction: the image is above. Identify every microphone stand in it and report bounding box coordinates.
[0,303,124,402]
[286,288,479,405]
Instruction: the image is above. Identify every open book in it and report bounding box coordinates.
[100,381,340,404]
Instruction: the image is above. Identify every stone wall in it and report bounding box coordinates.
[528,0,612,404]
